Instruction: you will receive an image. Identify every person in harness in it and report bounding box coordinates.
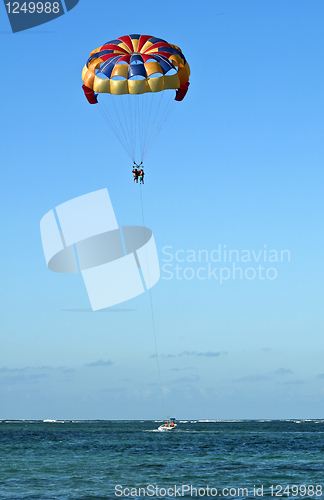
[139,167,145,184]
[132,165,139,183]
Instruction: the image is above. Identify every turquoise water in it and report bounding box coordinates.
[0,420,323,499]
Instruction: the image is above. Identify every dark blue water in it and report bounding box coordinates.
[0,420,323,499]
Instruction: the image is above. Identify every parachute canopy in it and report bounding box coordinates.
[82,34,190,103]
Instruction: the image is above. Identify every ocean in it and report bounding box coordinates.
[0,420,323,500]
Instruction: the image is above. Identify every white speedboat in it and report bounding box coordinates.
[158,418,177,431]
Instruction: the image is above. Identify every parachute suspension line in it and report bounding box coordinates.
[139,185,167,419]
[128,96,136,162]
[137,97,143,163]
[141,90,165,162]
[110,95,135,162]
[138,94,146,163]
[141,93,154,162]
[140,94,146,160]
[120,96,135,162]
[156,92,176,136]
[97,102,125,151]
[97,101,133,160]
[142,92,175,161]
[133,97,138,162]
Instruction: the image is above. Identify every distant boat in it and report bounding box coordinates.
[158,418,177,431]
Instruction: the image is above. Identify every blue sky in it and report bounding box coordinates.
[1,0,324,420]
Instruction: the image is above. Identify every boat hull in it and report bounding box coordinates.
[157,424,177,431]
